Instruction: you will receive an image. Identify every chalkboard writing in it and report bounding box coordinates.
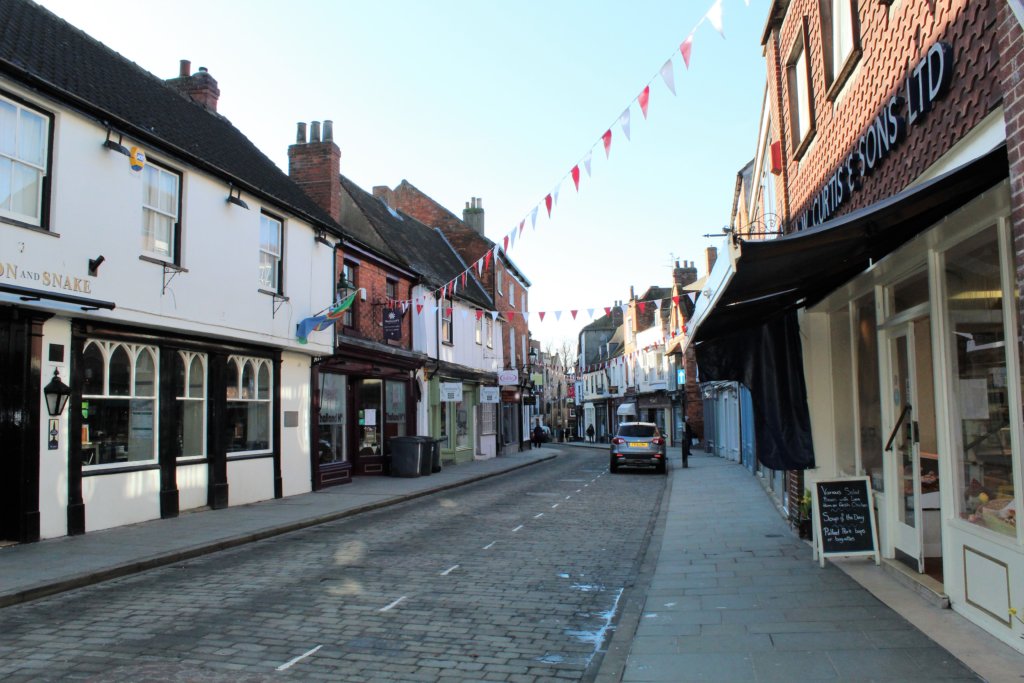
[814,478,876,556]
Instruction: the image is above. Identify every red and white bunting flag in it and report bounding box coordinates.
[706,0,724,38]
[493,244,501,259]
[659,59,676,95]
[476,309,484,320]
[509,227,517,248]
[553,183,560,206]
[484,249,493,269]
[602,129,613,158]
[652,299,661,309]
[688,292,697,304]
[638,85,650,119]
[587,308,595,319]
[461,271,468,287]
[620,304,628,314]
[570,310,578,320]
[680,35,693,68]
[571,165,581,191]
[519,219,525,236]
[490,311,499,320]
[416,304,423,314]
[531,206,539,229]
[503,235,509,252]
[461,309,468,319]
[583,150,593,177]
[604,306,612,316]
[402,301,409,313]
[554,310,563,321]
[431,305,439,315]
[477,258,484,276]
[672,295,680,307]
[522,311,529,322]
[619,108,631,141]
[507,311,515,321]
[544,193,553,217]
[539,311,546,322]
[638,302,646,314]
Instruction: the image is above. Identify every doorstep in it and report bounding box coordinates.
[880,557,950,609]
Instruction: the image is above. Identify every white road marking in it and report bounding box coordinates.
[551,503,559,509]
[378,596,407,612]
[483,541,496,549]
[440,565,459,576]
[534,513,544,518]
[276,645,322,671]
[576,489,582,493]
[565,495,572,500]
[512,525,524,532]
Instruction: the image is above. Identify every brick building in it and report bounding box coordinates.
[373,184,534,450]
[689,0,1024,652]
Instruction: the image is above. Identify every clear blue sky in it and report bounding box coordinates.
[37,0,770,351]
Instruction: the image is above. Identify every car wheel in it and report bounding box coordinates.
[609,458,619,473]
[656,461,666,474]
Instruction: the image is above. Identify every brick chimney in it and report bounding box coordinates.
[166,60,220,112]
[288,120,342,220]
[673,259,699,288]
[706,247,718,275]
[463,197,485,234]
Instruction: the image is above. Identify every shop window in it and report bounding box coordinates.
[0,93,51,228]
[481,402,496,435]
[259,212,283,293]
[855,293,883,491]
[890,269,929,315]
[830,306,856,476]
[456,399,470,449]
[385,381,407,440]
[317,372,347,464]
[225,355,272,454]
[485,316,493,348]
[786,21,815,157]
[80,340,159,467]
[142,161,181,263]
[819,0,860,96]
[945,228,1017,536]
[175,351,207,459]
[441,296,453,345]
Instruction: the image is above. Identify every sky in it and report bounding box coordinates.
[36,0,770,352]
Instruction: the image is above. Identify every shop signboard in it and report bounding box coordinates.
[382,308,403,340]
[811,477,880,568]
[480,386,500,404]
[440,382,463,402]
[498,369,519,386]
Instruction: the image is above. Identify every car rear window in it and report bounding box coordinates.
[617,425,657,437]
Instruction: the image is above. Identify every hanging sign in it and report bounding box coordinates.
[480,386,500,404]
[811,477,880,568]
[440,382,463,402]
[498,369,519,386]
[382,308,403,340]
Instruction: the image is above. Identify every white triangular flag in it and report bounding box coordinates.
[587,308,595,319]
[522,311,529,322]
[509,228,517,248]
[659,59,676,95]
[706,0,724,38]
[554,310,563,321]
[477,258,484,275]
[461,309,468,319]
[553,183,560,206]
[688,292,697,304]
[531,206,539,229]
[431,306,439,315]
[583,150,593,177]
[619,108,631,141]
[652,300,661,309]
[490,311,499,320]
[620,304,628,314]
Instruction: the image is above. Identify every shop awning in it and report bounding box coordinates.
[687,143,1008,349]
[686,143,1008,472]
[616,403,637,417]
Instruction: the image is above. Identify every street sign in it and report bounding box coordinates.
[480,386,500,403]
[498,369,519,386]
[440,382,463,402]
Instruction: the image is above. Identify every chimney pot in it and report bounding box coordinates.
[198,66,208,73]
[310,121,321,143]
[179,59,191,78]
[323,120,333,142]
[296,122,307,144]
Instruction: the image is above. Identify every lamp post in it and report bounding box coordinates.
[44,369,71,417]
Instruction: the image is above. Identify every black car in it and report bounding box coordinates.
[609,422,667,474]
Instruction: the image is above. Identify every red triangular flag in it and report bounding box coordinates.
[519,219,525,236]
[638,85,650,119]
[602,129,612,158]
[672,295,680,307]
[539,311,546,321]
[462,271,468,287]
[507,311,515,321]
[638,302,646,314]
[571,165,581,191]
[570,310,578,320]
[416,304,423,314]
[680,36,693,69]
[445,307,452,317]
[604,307,612,316]
[476,309,483,320]
[544,194,553,217]
[503,235,509,252]
[484,250,493,269]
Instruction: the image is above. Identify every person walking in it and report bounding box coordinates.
[681,418,692,468]
[586,423,595,443]
[532,423,544,449]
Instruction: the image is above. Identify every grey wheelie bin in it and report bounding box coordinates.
[389,436,424,477]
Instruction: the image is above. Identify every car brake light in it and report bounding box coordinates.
[612,437,625,445]
[652,437,664,445]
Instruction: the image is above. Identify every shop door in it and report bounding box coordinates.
[354,379,384,474]
[884,319,938,573]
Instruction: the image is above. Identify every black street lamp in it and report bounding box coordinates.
[44,369,71,417]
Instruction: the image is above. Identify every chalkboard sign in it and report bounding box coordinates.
[811,477,880,567]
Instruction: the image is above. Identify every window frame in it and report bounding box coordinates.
[497,268,503,296]
[786,19,816,159]
[341,261,358,328]
[0,90,54,230]
[141,159,182,264]
[441,296,454,345]
[258,210,284,294]
[820,0,862,101]
[386,277,398,301]
[225,354,273,457]
[485,316,493,349]
[175,350,208,461]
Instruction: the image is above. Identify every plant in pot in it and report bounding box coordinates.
[797,490,813,539]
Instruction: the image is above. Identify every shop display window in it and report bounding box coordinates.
[456,399,469,448]
[80,340,158,467]
[317,372,346,465]
[225,355,271,454]
[175,351,206,459]
[855,293,883,492]
[946,228,1017,537]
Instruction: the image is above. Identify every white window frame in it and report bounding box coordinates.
[831,0,855,77]
[142,161,180,262]
[486,316,493,349]
[259,212,283,293]
[0,93,50,227]
[497,268,503,296]
[787,25,814,153]
[441,296,453,345]
[476,314,483,345]
[176,350,207,460]
[226,355,273,456]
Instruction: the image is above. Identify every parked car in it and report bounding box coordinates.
[609,422,666,474]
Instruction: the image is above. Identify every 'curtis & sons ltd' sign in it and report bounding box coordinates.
[796,41,954,231]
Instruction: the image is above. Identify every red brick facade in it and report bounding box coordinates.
[374,182,531,371]
[997,2,1024,335]
[337,253,414,348]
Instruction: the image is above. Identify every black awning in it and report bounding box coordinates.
[692,143,1008,346]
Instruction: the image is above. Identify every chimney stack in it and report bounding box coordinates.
[673,259,698,288]
[288,119,342,220]
[463,196,485,235]
[166,60,220,112]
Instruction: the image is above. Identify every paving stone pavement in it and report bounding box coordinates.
[616,452,983,683]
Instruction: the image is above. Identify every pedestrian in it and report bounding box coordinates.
[533,424,544,449]
[682,418,692,468]
[586,423,595,443]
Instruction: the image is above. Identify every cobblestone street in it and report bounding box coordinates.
[0,448,664,682]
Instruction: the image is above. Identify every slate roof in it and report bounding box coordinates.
[339,175,492,309]
[0,0,341,234]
